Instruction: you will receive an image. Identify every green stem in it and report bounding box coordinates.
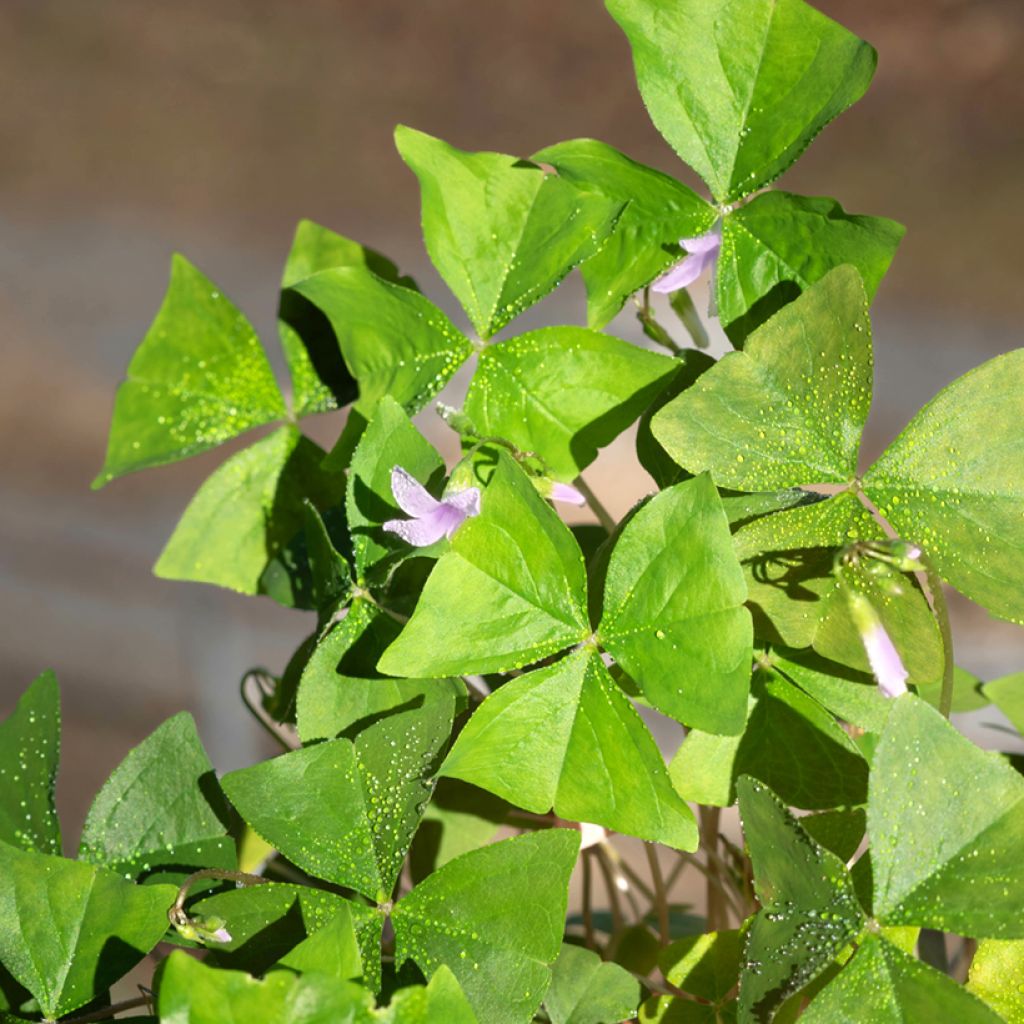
[169,868,269,928]
[699,806,726,931]
[645,842,670,945]
[924,562,956,719]
[594,844,626,933]
[573,476,616,535]
[668,287,710,349]
[61,996,153,1024]
[582,849,597,951]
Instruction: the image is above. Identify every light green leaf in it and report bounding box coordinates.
[223,685,453,902]
[717,191,903,335]
[292,265,472,417]
[441,650,697,849]
[968,938,1024,1023]
[465,327,675,480]
[916,665,989,715]
[869,695,1024,937]
[800,934,1003,1024]
[392,829,579,1024]
[660,930,742,1003]
[983,672,1024,735]
[543,943,640,1024]
[650,267,873,490]
[598,473,752,734]
[736,777,865,1023]
[863,348,1024,623]
[0,671,60,855]
[346,396,445,582]
[154,425,345,603]
[670,668,867,809]
[279,220,416,419]
[604,0,876,202]
[395,126,623,338]
[378,967,479,1023]
[639,994,735,1022]
[78,712,233,884]
[0,844,176,1020]
[378,452,590,677]
[157,951,375,1024]
[94,254,286,487]
[531,138,715,327]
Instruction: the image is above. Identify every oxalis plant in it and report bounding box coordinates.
[4,1,1024,1022]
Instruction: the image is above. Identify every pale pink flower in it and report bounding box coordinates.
[848,591,909,698]
[550,482,587,506]
[382,466,480,547]
[651,225,722,294]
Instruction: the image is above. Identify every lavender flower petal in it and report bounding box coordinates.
[383,507,452,547]
[444,486,482,518]
[550,482,587,506]
[390,466,441,517]
[650,251,708,294]
[863,622,909,698]
[210,927,232,944]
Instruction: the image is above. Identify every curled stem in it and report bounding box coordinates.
[923,561,956,719]
[168,868,269,930]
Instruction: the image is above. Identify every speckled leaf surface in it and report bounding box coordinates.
[800,934,1003,1023]
[395,126,623,339]
[158,952,376,1024]
[869,696,1024,937]
[671,669,867,809]
[222,693,452,903]
[0,671,60,855]
[736,777,865,1023]
[292,264,472,417]
[968,938,1024,1023]
[651,268,873,491]
[378,452,590,678]
[0,845,176,1020]
[377,967,479,1023]
[279,219,416,418]
[863,348,1024,623]
[543,942,640,1024]
[78,712,234,885]
[531,139,715,327]
[465,327,675,480]
[392,829,579,1024]
[94,254,286,486]
[345,396,445,583]
[441,650,697,849]
[597,474,752,734]
[154,425,345,602]
[716,191,903,332]
[605,0,876,202]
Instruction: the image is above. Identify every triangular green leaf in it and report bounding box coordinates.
[968,938,1024,1024]
[869,695,1024,937]
[531,138,715,327]
[94,254,286,487]
[441,650,697,849]
[598,473,752,733]
[378,967,480,1023]
[671,668,867,809]
[0,671,60,855]
[303,501,353,619]
[395,126,623,338]
[651,267,873,491]
[154,425,345,603]
[464,327,676,480]
[736,777,865,1023]
[983,672,1024,735]
[392,829,579,1024]
[543,942,640,1024]
[660,929,742,1004]
[863,348,1024,623]
[604,0,876,203]
[291,265,472,417]
[279,220,416,419]
[717,191,903,336]
[0,844,176,1020]
[78,712,234,884]
[157,951,375,1024]
[800,933,1003,1024]
[346,396,445,583]
[378,452,590,677]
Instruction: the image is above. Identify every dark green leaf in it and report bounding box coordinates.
[303,501,353,618]
[441,650,697,849]
[78,712,234,884]
[532,138,715,327]
[604,0,876,202]
[395,126,623,338]
[598,473,752,733]
[94,254,286,487]
[660,929,742,1003]
[392,829,579,1024]
[0,671,60,855]
[465,327,675,480]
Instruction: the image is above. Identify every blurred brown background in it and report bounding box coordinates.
[2,0,1023,840]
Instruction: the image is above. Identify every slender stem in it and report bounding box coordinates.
[594,845,625,933]
[924,562,956,719]
[669,288,710,349]
[607,847,655,902]
[573,475,616,535]
[599,841,643,919]
[634,288,685,356]
[61,996,153,1023]
[645,843,670,945]
[679,853,744,925]
[581,850,597,951]
[699,806,726,931]
[239,669,298,752]
[169,868,269,927]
